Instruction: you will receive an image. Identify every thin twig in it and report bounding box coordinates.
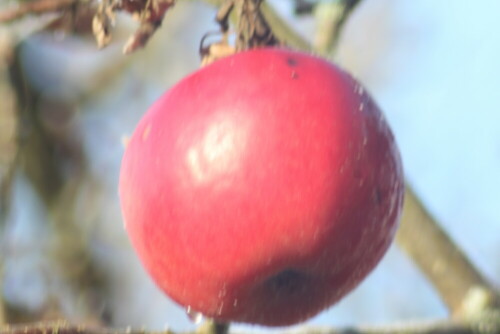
[0,0,79,23]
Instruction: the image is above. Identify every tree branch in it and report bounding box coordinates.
[0,27,18,221]
[0,28,17,327]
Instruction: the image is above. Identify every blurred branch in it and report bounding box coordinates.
[49,176,110,324]
[397,186,500,316]
[0,263,4,325]
[0,30,18,221]
[0,0,79,23]
[0,300,4,326]
[313,0,362,55]
[2,313,500,334]
[10,50,65,204]
[0,29,18,326]
[5,39,110,323]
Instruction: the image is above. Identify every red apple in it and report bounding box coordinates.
[119,48,404,326]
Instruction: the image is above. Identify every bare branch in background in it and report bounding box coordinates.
[0,30,18,221]
[0,28,17,325]
[313,0,363,55]
[3,36,111,323]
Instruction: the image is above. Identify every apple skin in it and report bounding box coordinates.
[119,48,404,326]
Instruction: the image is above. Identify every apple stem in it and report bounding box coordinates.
[396,186,500,316]
[201,0,311,51]
[196,320,229,334]
[214,0,280,50]
[200,0,283,64]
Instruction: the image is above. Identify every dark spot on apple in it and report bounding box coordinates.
[291,71,299,79]
[287,57,298,67]
[265,269,308,296]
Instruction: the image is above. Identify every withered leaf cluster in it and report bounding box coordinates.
[93,0,175,54]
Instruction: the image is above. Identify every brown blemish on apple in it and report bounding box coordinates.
[264,269,308,296]
[286,58,299,79]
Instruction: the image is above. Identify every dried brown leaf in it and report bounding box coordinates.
[122,0,175,54]
[92,2,116,49]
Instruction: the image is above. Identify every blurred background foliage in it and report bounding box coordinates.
[0,0,499,332]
